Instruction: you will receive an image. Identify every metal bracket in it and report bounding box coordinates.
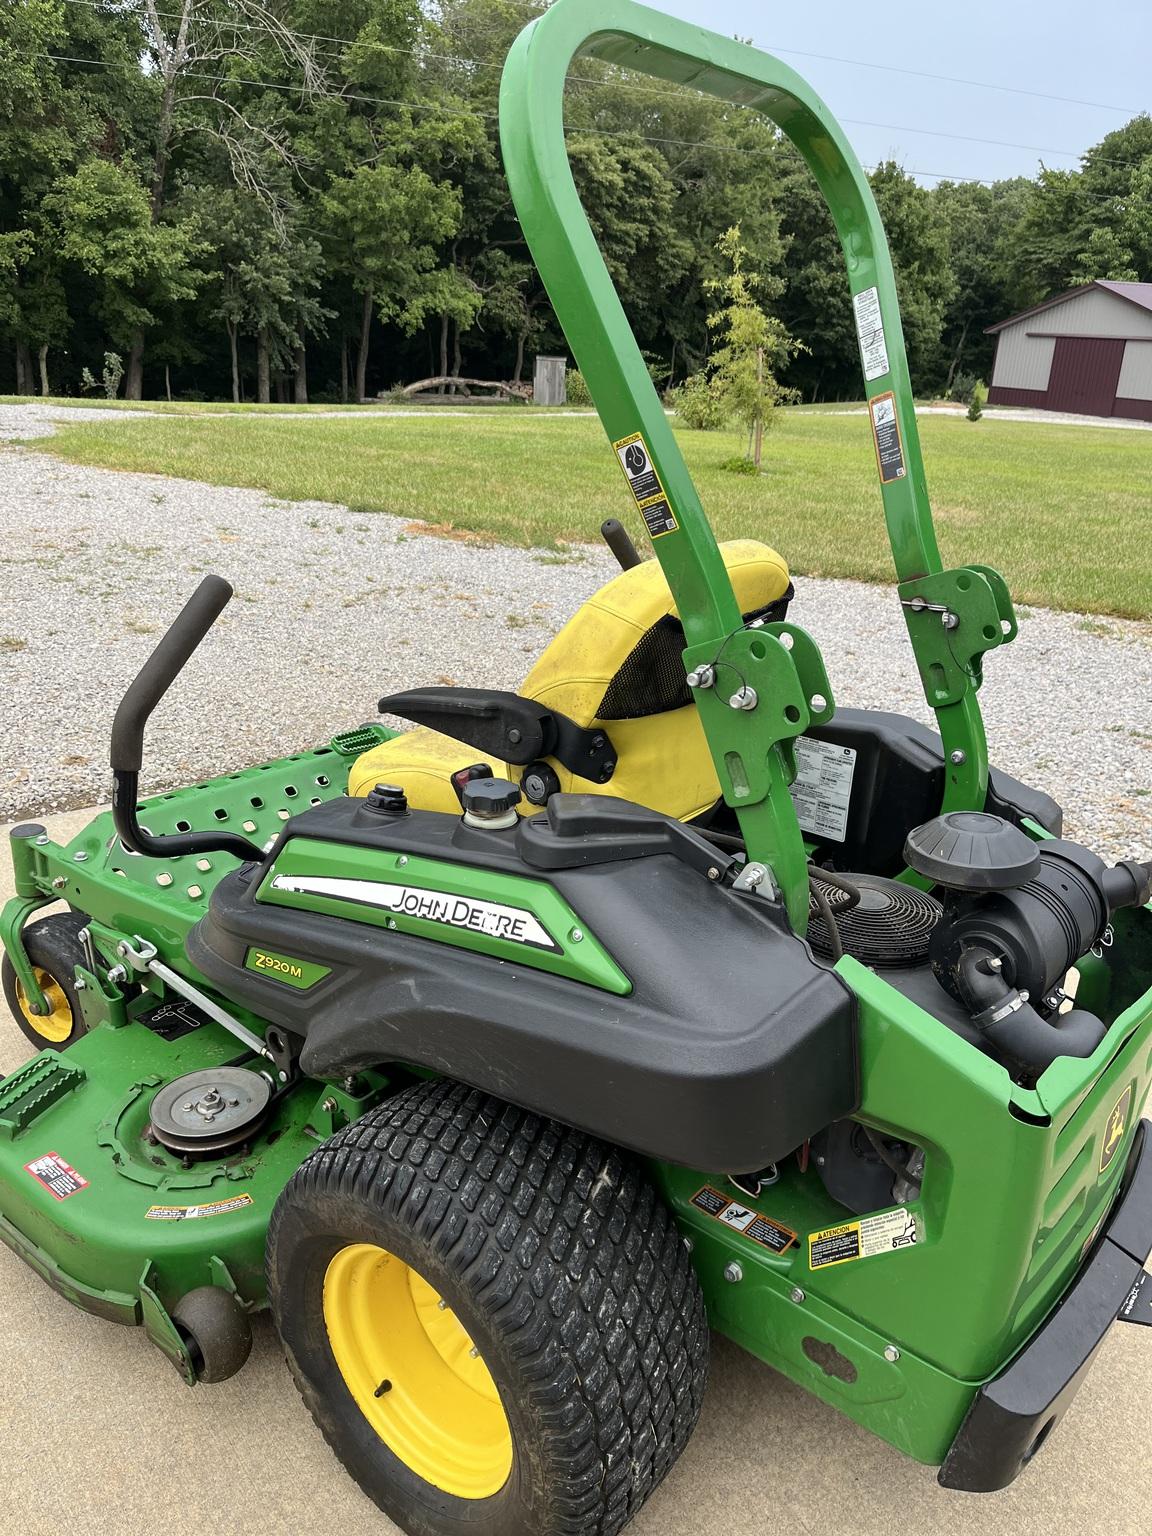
[114,935,272,1064]
[898,565,1017,709]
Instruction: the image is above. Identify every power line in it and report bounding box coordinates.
[13,46,1142,200]
[51,0,1142,171]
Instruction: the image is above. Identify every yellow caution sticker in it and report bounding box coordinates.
[808,1206,918,1270]
[145,1193,254,1222]
[611,432,679,538]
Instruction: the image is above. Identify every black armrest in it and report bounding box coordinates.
[378,687,617,784]
[517,794,738,880]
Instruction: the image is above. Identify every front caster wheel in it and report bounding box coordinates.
[1,913,90,1051]
[268,1079,710,1536]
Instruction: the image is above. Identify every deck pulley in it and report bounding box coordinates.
[149,1066,272,1157]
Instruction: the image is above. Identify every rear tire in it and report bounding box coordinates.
[1,913,90,1050]
[268,1079,709,1536]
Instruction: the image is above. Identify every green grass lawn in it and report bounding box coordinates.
[29,406,1152,618]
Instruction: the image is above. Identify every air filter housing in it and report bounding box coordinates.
[808,873,942,968]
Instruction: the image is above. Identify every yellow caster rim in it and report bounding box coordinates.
[323,1242,513,1499]
[15,968,74,1044]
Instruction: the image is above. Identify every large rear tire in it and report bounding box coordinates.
[267,1079,709,1536]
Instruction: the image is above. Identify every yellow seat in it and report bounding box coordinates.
[348,539,790,820]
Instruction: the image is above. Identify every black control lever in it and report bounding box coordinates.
[601,518,642,571]
[110,576,264,863]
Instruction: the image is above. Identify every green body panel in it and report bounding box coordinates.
[654,910,1152,1462]
[498,0,1015,924]
[0,744,367,1002]
[256,837,632,995]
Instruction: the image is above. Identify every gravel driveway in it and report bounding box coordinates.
[1,402,1149,861]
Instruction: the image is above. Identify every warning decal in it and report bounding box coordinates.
[809,1207,918,1270]
[789,737,856,844]
[868,391,906,484]
[690,1185,798,1255]
[853,286,890,382]
[145,1193,254,1222]
[24,1152,89,1201]
[612,432,679,539]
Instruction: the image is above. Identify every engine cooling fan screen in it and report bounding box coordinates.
[808,873,943,968]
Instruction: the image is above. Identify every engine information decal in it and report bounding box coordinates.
[853,286,890,381]
[145,1193,254,1221]
[809,1207,918,1270]
[690,1185,798,1255]
[24,1152,89,1201]
[612,432,679,539]
[789,737,856,843]
[270,874,560,952]
[868,391,906,484]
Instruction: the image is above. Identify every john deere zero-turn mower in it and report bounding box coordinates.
[3,2,1152,1531]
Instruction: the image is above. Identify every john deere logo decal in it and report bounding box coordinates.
[269,873,560,952]
[1100,1086,1133,1174]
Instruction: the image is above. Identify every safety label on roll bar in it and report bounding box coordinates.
[869,392,906,484]
[853,285,890,381]
[612,431,679,539]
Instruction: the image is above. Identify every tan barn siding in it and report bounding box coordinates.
[992,329,1055,390]
[1029,287,1152,340]
[1117,339,1152,402]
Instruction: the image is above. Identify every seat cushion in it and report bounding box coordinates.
[348,539,790,820]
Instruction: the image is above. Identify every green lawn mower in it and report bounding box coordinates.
[4,2,1152,1532]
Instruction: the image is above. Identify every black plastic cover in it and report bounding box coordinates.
[186,796,857,1172]
[904,811,1042,891]
[804,710,1063,873]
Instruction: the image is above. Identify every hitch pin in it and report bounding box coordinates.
[902,596,959,630]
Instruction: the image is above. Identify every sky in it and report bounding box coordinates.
[654,0,1149,185]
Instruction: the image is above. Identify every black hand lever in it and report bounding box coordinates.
[111,576,264,864]
[601,518,642,571]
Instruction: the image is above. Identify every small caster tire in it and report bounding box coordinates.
[2,913,91,1051]
[172,1286,253,1383]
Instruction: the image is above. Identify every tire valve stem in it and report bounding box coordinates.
[374,1378,393,1398]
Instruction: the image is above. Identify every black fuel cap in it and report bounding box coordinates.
[365,782,408,816]
[461,777,522,818]
[904,811,1041,891]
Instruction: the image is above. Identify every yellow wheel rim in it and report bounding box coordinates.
[15,968,74,1044]
[322,1243,513,1499]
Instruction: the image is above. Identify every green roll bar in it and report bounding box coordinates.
[499,0,1014,929]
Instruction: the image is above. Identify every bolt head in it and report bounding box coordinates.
[949,749,967,765]
[51,876,67,890]
[707,866,721,881]
[724,1262,743,1284]
[73,850,88,862]
[884,1344,901,1363]
[397,855,408,867]
[790,1286,806,1304]
[683,1236,694,1253]
[570,927,583,943]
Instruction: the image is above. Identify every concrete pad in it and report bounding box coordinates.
[1,809,1150,1536]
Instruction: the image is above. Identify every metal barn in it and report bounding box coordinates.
[985,280,1152,421]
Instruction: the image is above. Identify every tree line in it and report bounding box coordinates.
[2,0,1149,404]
